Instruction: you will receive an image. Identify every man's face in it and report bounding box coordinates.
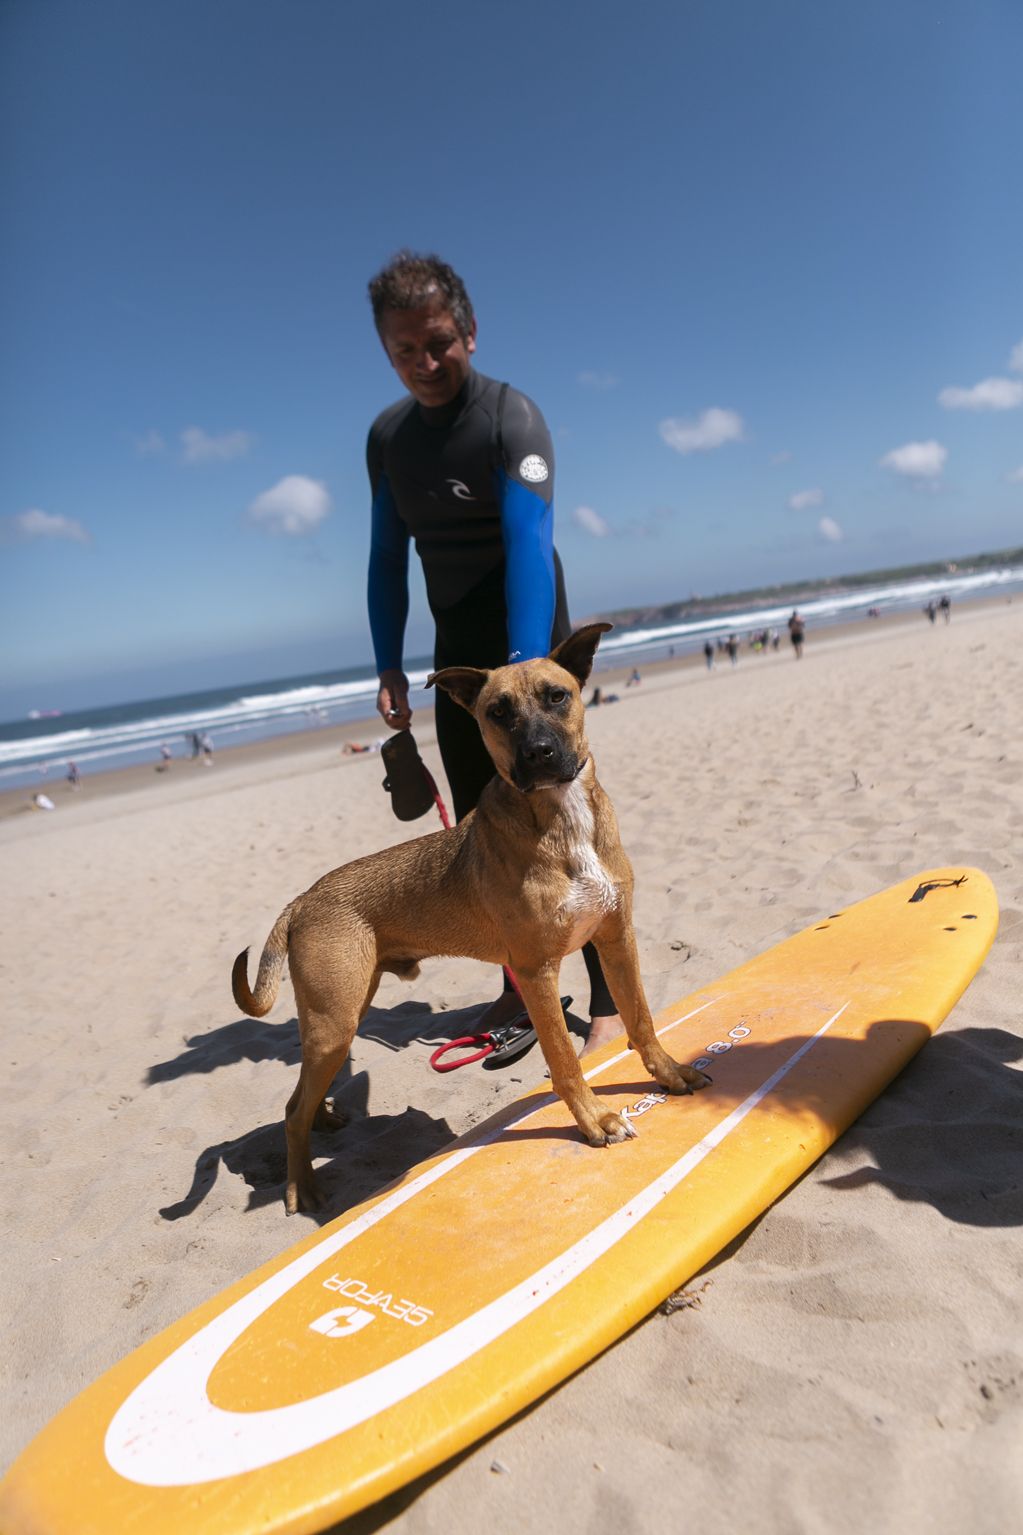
[378,302,477,407]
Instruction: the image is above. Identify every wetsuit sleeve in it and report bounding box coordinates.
[496,388,556,662]
[366,428,410,673]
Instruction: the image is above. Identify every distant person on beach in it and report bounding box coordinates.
[156,742,172,771]
[199,732,214,765]
[66,760,81,789]
[726,634,739,666]
[939,594,951,623]
[703,640,714,670]
[924,600,937,624]
[788,610,805,658]
[625,667,642,687]
[342,739,385,755]
[364,249,621,1054]
[188,732,202,759]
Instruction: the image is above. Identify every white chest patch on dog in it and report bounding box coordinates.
[555,778,618,950]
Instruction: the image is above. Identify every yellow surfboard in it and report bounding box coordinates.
[0,868,997,1535]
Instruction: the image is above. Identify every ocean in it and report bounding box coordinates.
[3,563,1022,792]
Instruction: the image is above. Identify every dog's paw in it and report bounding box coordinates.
[654,1058,712,1096]
[286,1172,327,1216]
[669,1068,709,1092]
[584,1109,638,1146]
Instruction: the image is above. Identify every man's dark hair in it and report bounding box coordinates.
[368,251,475,339]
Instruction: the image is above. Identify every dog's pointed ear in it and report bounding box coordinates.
[427,666,490,713]
[549,623,613,686]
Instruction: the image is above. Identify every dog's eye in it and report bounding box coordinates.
[548,688,567,705]
[488,704,507,722]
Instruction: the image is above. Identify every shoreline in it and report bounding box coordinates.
[1,594,1007,825]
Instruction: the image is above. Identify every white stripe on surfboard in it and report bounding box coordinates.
[105,1002,846,1486]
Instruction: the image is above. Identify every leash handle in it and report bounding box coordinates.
[429,1037,496,1072]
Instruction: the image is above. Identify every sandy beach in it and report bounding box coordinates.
[2,601,1021,1533]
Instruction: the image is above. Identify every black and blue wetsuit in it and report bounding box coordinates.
[368,368,571,817]
[367,368,613,1015]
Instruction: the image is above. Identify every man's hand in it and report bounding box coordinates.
[377,669,412,730]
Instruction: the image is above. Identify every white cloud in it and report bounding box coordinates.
[819,516,843,542]
[577,370,618,390]
[2,508,91,544]
[659,407,744,455]
[135,429,167,457]
[880,440,947,481]
[572,504,611,538]
[789,487,824,511]
[248,475,331,536]
[1008,338,1023,373]
[938,377,1023,411]
[181,426,255,464]
[1007,465,1023,484]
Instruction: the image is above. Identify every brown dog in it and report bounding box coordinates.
[233,624,710,1213]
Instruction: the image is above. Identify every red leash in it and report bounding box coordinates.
[419,760,451,830]
[429,1020,529,1072]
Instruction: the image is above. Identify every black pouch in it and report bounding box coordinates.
[381,730,436,821]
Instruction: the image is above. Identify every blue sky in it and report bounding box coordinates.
[2,0,1021,714]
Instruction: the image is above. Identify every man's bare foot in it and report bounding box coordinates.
[581,1013,625,1057]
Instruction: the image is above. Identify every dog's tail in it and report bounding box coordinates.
[232,901,296,1018]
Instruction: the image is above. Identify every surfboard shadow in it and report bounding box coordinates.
[816,1024,1023,1228]
[670,1020,1023,1240]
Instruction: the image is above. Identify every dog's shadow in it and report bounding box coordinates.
[151,997,541,1225]
[158,1058,457,1226]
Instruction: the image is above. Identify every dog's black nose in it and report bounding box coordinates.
[520,737,557,765]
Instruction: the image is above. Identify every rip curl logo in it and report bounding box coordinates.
[446,479,476,501]
[519,455,549,483]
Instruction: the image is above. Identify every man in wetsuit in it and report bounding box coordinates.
[365,250,621,1051]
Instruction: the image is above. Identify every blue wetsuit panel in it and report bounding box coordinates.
[497,470,555,661]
